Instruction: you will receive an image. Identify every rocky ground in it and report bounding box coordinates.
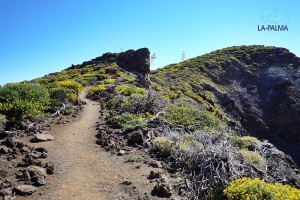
[1,89,181,200]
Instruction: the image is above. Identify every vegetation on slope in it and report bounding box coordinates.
[1,46,299,199]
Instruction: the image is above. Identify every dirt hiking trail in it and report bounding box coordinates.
[19,88,168,200]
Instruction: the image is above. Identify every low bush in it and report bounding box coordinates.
[48,86,77,106]
[124,76,136,82]
[64,108,75,115]
[224,177,300,200]
[239,149,266,171]
[230,136,252,150]
[178,134,203,151]
[95,74,106,81]
[114,84,145,96]
[126,155,142,163]
[163,101,219,130]
[230,136,260,150]
[54,80,82,94]
[90,84,106,95]
[242,136,259,144]
[113,113,146,132]
[102,65,119,74]
[0,83,50,122]
[153,137,175,156]
[104,78,116,84]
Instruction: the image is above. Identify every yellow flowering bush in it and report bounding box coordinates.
[48,86,77,106]
[0,83,50,121]
[113,112,146,132]
[114,84,145,96]
[90,84,106,95]
[224,177,300,200]
[54,80,82,94]
[103,78,116,84]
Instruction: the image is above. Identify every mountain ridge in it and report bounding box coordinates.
[151,45,300,164]
[1,45,300,199]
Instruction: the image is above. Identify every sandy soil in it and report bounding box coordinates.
[18,88,173,200]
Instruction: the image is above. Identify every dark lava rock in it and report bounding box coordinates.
[148,160,162,168]
[148,171,162,180]
[0,168,8,178]
[117,48,151,89]
[27,166,47,179]
[1,138,16,148]
[32,177,47,186]
[0,188,12,196]
[19,154,40,167]
[46,162,54,175]
[196,46,300,163]
[215,48,300,141]
[13,185,37,195]
[128,131,144,145]
[151,181,172,198]
[0,145,9,154]
[16,170,31,181]
[122,181,132,185]
[0,131,14,139]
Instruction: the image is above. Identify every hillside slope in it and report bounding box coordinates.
[1,45,300,199]
[151,45,300,163]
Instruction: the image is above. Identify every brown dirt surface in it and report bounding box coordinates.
[18,88,178,200]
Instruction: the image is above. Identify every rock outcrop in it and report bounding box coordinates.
[214,47,300,142]
[67,48,151,89]
[151,45,300,164]
[116,48,151,88]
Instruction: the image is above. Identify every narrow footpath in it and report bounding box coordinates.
[19,88,166,200]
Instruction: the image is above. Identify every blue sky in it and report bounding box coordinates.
[0,0,299,85]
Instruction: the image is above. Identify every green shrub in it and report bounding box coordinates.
[153,137,175,156]
[126,155,142,163]
[103,65,119,74]
[0,83,50,121]
[224,177,300,200]
[113,113,146,132]
[230,136,252,149]
[64,108,74,115]
[242,136,259,144]
[124,76,136,82]
[90,84,106,95]
[114,84,145,96]
[230,136,260,150]
[48,86,77,106]
[239,149,266,171]
[163,102,219,130]
[123,118,146,132]
[34,112,52,121]
[104,78,116,84]
[178,134,203,151]
[95,74,106,81]
[54,80,82,94]
[117,72,125,77]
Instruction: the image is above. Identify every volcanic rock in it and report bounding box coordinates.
[14,185,37,195]
[33,134,54,142]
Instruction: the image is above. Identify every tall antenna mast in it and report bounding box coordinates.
[182,51,186,62]
[150,53,156,68]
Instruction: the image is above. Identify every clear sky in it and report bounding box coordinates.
[0,0,299,85]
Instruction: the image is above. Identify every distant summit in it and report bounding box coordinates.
[68,48,151,88]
